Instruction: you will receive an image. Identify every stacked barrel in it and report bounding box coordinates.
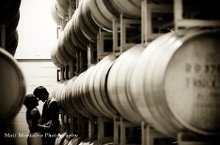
[0,0,26,122]
[50,0,142,67]
[51,0,220,139]
[0,0,21,56]
[0,2,26,144]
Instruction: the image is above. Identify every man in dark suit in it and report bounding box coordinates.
[33,86,60,145]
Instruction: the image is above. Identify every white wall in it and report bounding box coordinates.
[14,0,57,59]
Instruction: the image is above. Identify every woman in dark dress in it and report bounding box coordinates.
[23,94,43,145]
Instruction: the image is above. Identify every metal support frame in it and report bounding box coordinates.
[112,15,141,54]
[176,132,220,145]
[97,28,113,60]
[141,122,174,145]
[141,0,173,45]
[174,0,220,31]
[97,116,112,144]
[114,116,140,145]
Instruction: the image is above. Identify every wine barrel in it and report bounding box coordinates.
[51,43,62,68]
[88,0,115,31]
[130,29,220,138]
[64,77,79,117]
[81,66,102,117]
[0,48,26,121]
[62,22,79,57]
[70,9,89,52]
[110,0,142,18]
[51,0,69,24]
[78,0,99,41]
[55,132,68,145]
[55,34,70,66]
[54,81,70,115]
[67,137,79,145]
[88,54,118,118]
[107,44,145,124]
[51,2,63,25]
[56,0,69,18]
[71,73,90,118]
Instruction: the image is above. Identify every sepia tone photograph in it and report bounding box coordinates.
[0,0,220,145]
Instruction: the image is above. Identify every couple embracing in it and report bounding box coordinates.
[24,86,60,145]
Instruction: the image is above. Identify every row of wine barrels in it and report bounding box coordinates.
[53,55,119,119]
[88,0,142,31]
[0,48,26,122]
[53,28,220,138]
[52,0,97,67]
[129,29,220,138]
[51,0,143,67]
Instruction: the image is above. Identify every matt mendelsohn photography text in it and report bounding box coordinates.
[4,132,78,138]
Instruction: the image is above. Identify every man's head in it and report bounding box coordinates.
[33,86,49,102]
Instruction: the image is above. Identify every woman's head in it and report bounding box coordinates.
[23,94,39,109]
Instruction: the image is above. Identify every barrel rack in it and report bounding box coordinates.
[54,0,220,145]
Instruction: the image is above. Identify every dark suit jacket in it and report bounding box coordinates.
[41,97,59,134]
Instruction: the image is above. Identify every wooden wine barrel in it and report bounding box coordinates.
[63,21,79,57]
[0,48,26,121]
[51,43,62,68]
[54,81,70,115]
[130,29,220,138]
[78,0,99,41]
[67,137,79,145]
[55,132,68,145]
[70,9,89,52]
[51,2,63,25]
[88,0,114,31]
[71,73,90,118]
[76,72,94,117]
[81,66,102,117]
[88,54,118,118]
[110,0,142,18]
[52,0,69,23]
[56,0,69,17]
[64,77,79,117]
[107,44,144,124]
[55,33,71,66]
